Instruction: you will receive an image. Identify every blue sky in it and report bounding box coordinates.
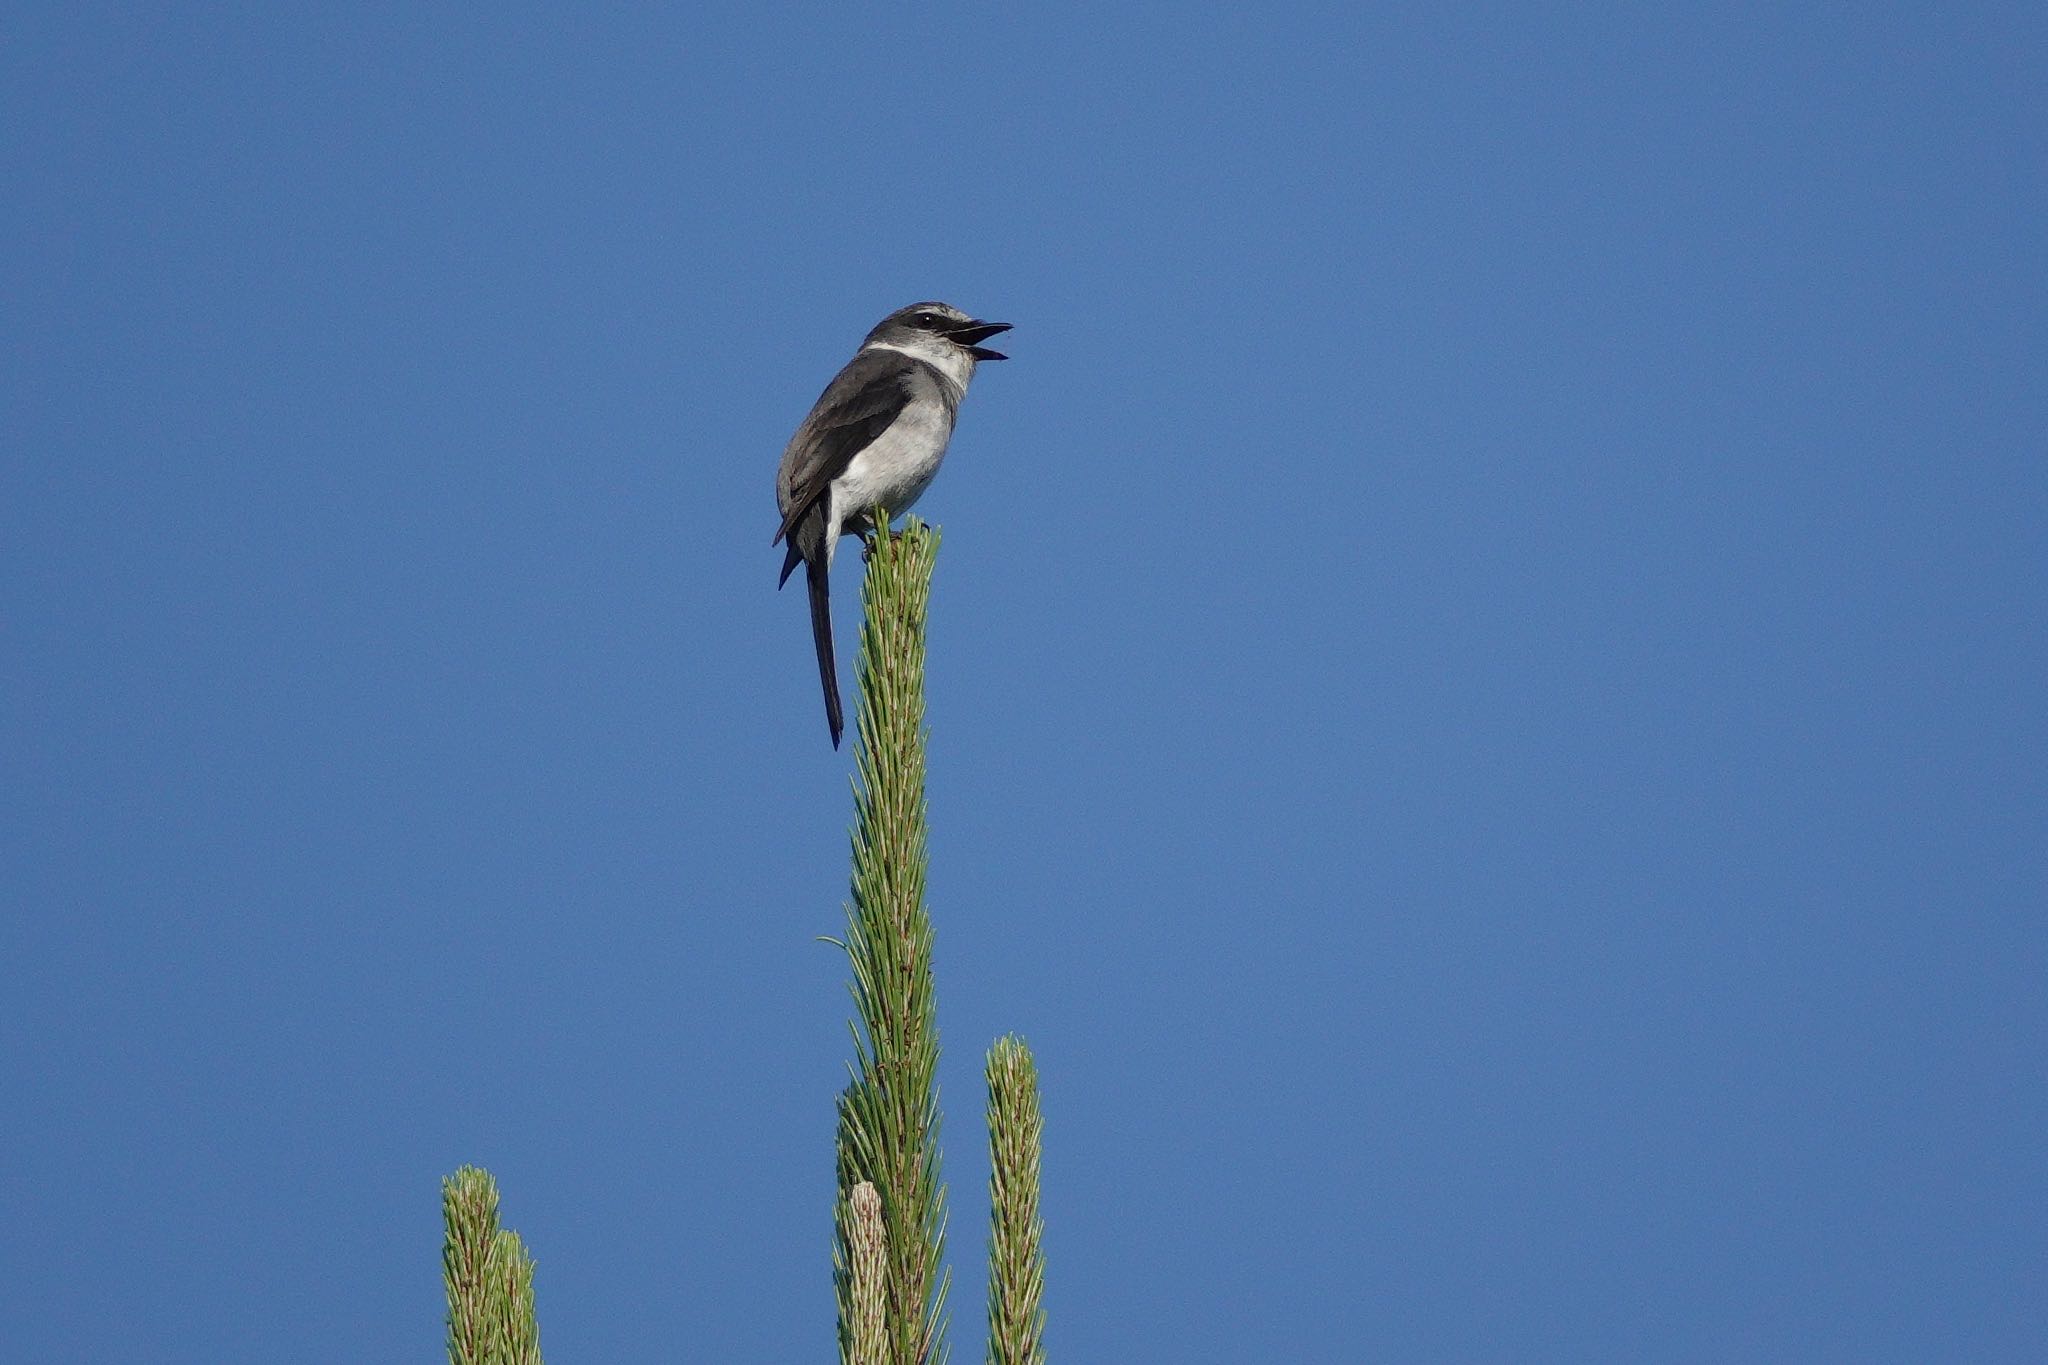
[4,4,2043,1360]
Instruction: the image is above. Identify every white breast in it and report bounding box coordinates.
[827,398,955,555]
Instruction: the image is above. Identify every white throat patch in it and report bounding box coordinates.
[863,336,974,394]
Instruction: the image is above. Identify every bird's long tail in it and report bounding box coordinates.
[806,556,844,748]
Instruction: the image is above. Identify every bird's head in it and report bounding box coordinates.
[863,302,1012,364]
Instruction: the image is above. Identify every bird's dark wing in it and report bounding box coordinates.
[773,350,916,547]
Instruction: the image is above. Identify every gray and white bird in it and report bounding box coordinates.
[774,302,1011,747]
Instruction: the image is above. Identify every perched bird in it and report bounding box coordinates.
[774,302,1011,747]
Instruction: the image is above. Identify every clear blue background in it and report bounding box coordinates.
[4,4,2043,1361]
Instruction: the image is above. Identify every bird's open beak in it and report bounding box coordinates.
[946,319,1012,361]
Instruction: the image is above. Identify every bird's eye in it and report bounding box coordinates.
[915,312,940,328]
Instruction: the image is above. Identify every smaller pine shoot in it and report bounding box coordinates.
[846,1181,892,1365]
[985,1037,1046,1365]
[442,1166,543,1365]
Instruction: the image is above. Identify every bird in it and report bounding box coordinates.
[774,301,1011,748]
